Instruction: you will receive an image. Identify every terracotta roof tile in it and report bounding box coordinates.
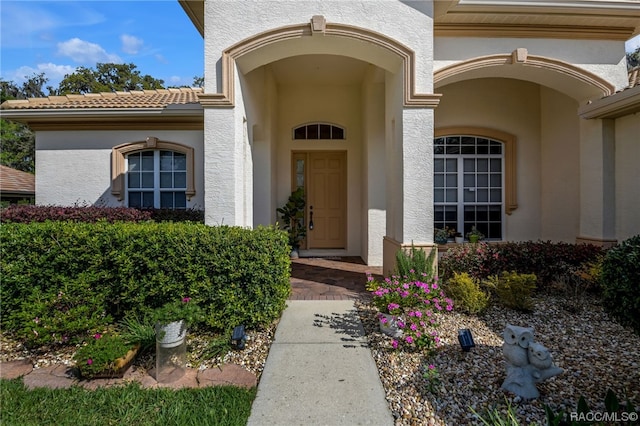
[0,87,204,110]
[0,165,35,194]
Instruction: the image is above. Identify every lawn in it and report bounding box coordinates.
[0,379,256,426]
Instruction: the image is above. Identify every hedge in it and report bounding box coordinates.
[0,205,205,223]
[0,221,290,346]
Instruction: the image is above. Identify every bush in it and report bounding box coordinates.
[485,271,537,312]
[443,272,489,314]
[439,241,603,291]
[395,245,436,281]
[0,222,290,346]
[600,235,640,333]
[0,205,204,223]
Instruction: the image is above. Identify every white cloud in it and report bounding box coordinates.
[626,35,640,53]
[169,76,182,83]
[57,38,121,64]
[9,63,75,84]
[121,34,144,55]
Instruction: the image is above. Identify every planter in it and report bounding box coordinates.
[469,235,480,243]
[455,236,464,244]
[379,313,403,338]
[156,320,187,348]
[434,237,448,245]
[82,344,140,379]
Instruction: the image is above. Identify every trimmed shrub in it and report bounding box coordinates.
[484,271,537,312]
[0,205,204,223]
[443,272,489,314]
[600,235,640,333]
[0,222,290,346]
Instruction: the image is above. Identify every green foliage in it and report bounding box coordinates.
[201,335,233,360]
[485,271,537,312]
[119,314,156,354]
[56,63,164,94]
[627,47,640,69]
[545,389,638,426]
[471,398,521,426]
[440,241,603,291]
[73,333,136,379]
[0,119,35,173]
[395,245,436,281]
[600,235,640,333]
[276,187,306,249]
[0,222,291,347]
[443,272,490,314]
[0,379,256,426]
[151,298,203,327]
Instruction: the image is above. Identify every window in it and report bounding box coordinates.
[111,137,195,207]
[434,135,505,239]
[126,150,187,209]
[293,123,345,140]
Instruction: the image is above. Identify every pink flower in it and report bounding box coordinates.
[415,311,422,318]
[182,297,191,303]
[397,320,405,328]
[379,316,388,324]
[405,336,414,344]
[392,340,398,349]
[431,283,438,290]
[428,364,435,370]
[87,359,93,365]
[94,333,102,339]
[446,305,453,311]
[410,324,417,331]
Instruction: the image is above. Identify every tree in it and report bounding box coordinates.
[56,63,165,94]
[627,47,640,69]
[193,76,204,88]
[0,119,35,173]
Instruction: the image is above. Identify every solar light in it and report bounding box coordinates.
[458,328,475,352]
[231,325,247,350]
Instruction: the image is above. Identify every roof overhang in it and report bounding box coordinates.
[179,0,204,37]
[579,85,640,118]
[0,106,204,131]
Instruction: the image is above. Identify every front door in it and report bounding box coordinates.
[293,151,347,249]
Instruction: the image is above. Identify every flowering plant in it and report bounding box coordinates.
[434,228,449,244]
[422,364,441,393]
[73,333,137,379]
[152,297,203,327]
[367,273,453,351]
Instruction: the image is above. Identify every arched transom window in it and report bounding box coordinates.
[293,123,345,140]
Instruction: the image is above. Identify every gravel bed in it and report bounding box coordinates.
[357,293,640,425]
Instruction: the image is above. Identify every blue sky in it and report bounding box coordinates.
[0,1,638,93]
[0,0,204,90]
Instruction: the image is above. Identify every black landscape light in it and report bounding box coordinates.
[231,325,247,350]
[458,328,475,352]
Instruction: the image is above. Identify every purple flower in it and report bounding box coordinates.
[87,359,93,365]
[392,340,398,349]
[94,333,102,339]
[182,297,192,303]
[405,336,414,344]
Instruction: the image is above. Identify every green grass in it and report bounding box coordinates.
[0,379,256,426]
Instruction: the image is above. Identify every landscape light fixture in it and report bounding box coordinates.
[458,328,475,352]
[231,325,247,350]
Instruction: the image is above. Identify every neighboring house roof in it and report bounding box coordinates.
[0,165,35,196]
[0,87,203,110]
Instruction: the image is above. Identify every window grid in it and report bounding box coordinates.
[293,123,345,140]
[126,150,187,209]
[434,136,504,240]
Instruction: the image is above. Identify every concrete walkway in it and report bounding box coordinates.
[248,300,393,425]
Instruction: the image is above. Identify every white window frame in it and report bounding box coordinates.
[125,150,188,209]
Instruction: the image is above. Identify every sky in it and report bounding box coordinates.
[0,0,204,91]
[0,1,639,93]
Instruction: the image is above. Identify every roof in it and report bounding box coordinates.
[0,165,35,195]
[0,87,203,111]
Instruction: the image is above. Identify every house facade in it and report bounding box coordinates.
[2,0,639,273]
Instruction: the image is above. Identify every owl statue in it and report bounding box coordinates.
[528,341,553,369]
[502,324,534,367]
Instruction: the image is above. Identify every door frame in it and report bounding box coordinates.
[291,150,347,250]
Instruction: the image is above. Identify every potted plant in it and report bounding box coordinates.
[74,333,139,379]
[276,187,306,257]
[454,232,464,244]
[466,226,485,243]
[152,297,202,348]
[434,228,449,245]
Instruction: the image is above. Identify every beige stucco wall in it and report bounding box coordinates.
[435,78,544,241]
[35,130,204,208]
[615,113,640,240]
[540,86,580,242]
[276,82,363,256]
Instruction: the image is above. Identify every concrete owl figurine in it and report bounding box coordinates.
[528,341,564,382]
[502,324,534,367]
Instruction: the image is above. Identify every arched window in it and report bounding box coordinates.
[293,123,345,140]
[111,137,195,209]
[434,128,517,240]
